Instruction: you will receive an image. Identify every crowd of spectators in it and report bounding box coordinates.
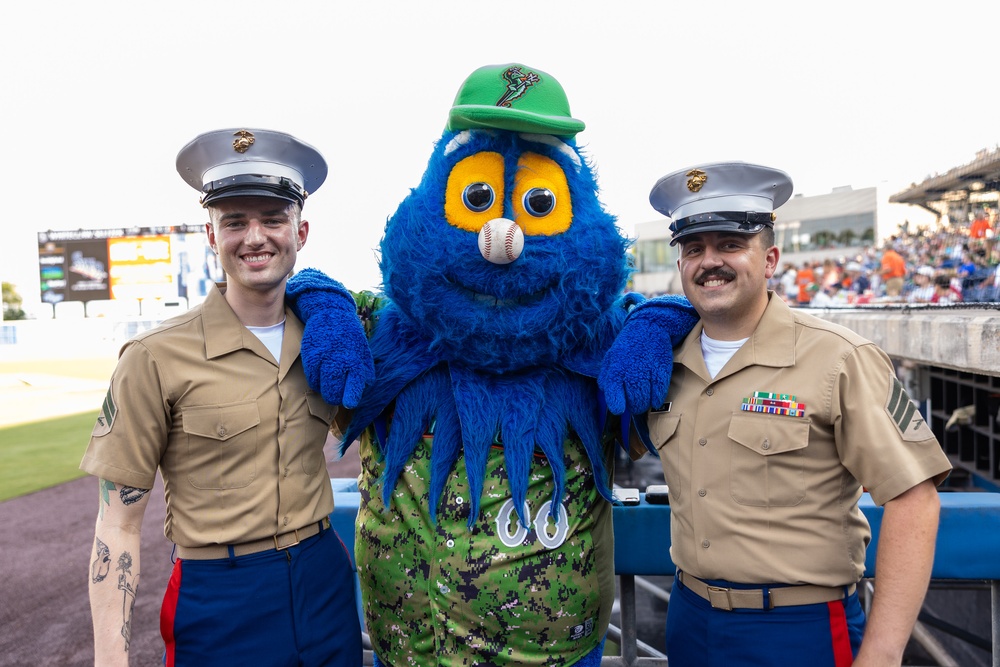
[773,211,1000,307]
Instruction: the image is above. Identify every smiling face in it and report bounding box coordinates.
[677,230,779,340]
[380,130,628,371]
[207,197,307,300]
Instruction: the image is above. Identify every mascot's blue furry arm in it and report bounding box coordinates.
[598,294,699,416]
[285,268,375,409]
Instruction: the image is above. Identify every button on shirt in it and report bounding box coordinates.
[80,284,339,548]
[647,294,951,587]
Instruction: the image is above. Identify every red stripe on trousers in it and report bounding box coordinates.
[827,599,854,666]
[160,559,183,667]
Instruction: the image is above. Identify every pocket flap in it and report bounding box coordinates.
[648,413,681,452]
[305,391,337,425]
[182,402,260,441]
[727,413,809,456]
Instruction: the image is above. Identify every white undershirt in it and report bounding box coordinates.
[700,332,747,379]
[246,319,286,363]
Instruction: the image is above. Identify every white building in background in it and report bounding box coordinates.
[631,183,938,296]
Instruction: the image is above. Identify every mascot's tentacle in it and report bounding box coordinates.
[497,374,545,528]
[533,377,568,518]
[380,368,450,509]
[565,378,615,504]
[449,366,500,526]
[427,389,463,525]
[342,305,442,449]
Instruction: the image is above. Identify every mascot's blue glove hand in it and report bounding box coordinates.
[598,294,699,415]
[286,268,375,409]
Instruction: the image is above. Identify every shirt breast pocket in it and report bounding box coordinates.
[302,392,337,475]
[728,414,809,507]
[182,401,260,489]
[648,413,683,501]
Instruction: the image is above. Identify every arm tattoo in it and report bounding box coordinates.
[116,551,139,652]
[91,537,111,583]
[97,480,150,519]
[98,479,116,520]
[119,486,149,505]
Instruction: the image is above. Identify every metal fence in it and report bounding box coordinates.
[330,483,1000,667]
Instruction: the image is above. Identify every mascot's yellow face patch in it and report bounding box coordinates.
[444,151,572,236]
[445,152,505,232]
[513,153,571,236]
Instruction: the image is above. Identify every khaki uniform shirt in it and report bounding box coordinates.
[648,294,951,587]
[80,284,339,548]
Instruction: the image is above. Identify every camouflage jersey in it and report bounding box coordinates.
[356,425,615,666]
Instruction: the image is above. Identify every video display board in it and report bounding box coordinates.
[37,225,220,304]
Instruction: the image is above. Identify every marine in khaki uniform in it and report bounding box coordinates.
[80,129,369,666]
[611,162,952,667]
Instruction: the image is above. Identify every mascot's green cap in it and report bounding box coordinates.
[447,63,586,137]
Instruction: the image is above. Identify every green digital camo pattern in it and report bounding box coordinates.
[357,430,615,667]
[352,290,380,339]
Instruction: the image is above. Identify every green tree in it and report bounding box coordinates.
[2,282,26,320]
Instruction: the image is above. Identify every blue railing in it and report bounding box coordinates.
[330,481,1000,666]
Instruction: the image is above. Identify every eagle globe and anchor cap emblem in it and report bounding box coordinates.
[232,129,255,153]
[686,169,708,192]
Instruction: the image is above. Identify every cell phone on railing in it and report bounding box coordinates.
[614,487,640,506]
[645,484,670,505]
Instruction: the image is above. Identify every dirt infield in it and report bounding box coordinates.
[0,424,361,667]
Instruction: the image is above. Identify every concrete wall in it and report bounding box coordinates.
[806,306,1000,376]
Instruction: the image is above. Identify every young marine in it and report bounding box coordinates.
[80,128,371,666]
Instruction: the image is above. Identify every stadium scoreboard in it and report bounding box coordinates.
[37,225,220,305]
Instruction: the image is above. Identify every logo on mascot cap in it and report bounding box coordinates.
[447,63,586,137]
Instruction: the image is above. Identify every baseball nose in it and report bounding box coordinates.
[478,218,524,265]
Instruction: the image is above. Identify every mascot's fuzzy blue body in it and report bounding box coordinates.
[342,127,632,524]
[289,63,697,667]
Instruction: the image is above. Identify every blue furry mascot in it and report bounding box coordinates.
[288,63,698,666]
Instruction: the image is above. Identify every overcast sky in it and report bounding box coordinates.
[2,0,997,298]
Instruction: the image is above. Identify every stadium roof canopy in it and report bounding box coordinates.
[890,146,1000,213]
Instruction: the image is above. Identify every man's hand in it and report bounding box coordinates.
[287,268,375,408]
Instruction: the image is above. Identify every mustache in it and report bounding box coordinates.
[695,269,737,285]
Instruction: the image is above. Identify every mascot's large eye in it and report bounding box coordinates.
[463,183,495,212]
[445,151,504,232]
[523,188,555,217]
[513,153,572,235]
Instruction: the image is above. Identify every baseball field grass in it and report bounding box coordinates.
[0,410,99,502]
[0,357,115,502]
